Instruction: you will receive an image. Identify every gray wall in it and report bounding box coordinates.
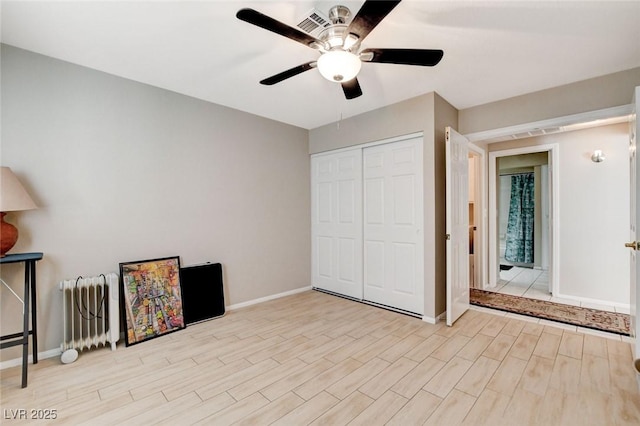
[0,45,311,360]
[309,94,435,154]
[459,67,640,134]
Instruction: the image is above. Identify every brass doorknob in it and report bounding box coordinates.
[625,241,639,250]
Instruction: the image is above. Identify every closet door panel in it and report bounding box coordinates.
[393,242,416,294]
[317,236,333,278]
[311,149,363,300]
[363,137,424,314]
[338,180,355,223]
[393,175,416,225]
[338,237,357,282]
[365,240,385,288]
[317,182,332,223]
[365,177,385,224]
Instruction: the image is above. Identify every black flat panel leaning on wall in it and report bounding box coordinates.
[180,262,225,324]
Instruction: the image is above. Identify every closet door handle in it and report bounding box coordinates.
[625,241,639,250]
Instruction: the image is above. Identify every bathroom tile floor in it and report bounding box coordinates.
[493,266,627,314]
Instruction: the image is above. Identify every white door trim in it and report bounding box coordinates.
[311,132,424,157]
[630,87,639,370]
[488,143,560,296]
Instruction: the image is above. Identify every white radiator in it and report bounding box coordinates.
[59,273,120,352]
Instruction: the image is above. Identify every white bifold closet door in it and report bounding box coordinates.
[311,149,363,300]
[363,137,424,314]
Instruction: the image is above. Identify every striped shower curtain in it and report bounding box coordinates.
[505,173,535,263]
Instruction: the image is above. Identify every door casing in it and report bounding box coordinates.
[487,144,560,294]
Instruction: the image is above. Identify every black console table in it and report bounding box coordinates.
[0,252,43,388]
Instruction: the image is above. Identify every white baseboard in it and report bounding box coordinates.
[226,286,312,311]
[553,292,631,311]
[0,348,61,371]
[422,311,446,324]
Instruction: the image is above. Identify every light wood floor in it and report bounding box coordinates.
[1,290,639,425]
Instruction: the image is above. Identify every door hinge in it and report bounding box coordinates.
[446,234,451,240]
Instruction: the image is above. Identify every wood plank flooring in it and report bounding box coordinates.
[1,290,639,425]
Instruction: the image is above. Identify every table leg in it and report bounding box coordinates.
[21,266,30,388]
[29,261,38,364]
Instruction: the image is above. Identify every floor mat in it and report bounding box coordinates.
[470,288,630,335]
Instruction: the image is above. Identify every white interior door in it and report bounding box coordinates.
[311,149,363,300]
[363,137,424,314]
[446,127,470,326]
[630,87,639,368]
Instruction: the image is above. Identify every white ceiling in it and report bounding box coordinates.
[2,1,640,130]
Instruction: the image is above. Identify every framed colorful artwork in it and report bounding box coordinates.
[119,256,185,346]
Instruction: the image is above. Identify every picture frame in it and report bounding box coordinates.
[119,256,185,346]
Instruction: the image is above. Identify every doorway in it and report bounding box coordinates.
[488,144,559,296]
[495,152,551,297]
[459,107,633,330]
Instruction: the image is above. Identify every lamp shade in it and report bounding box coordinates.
[317,50,362,83]
[0,167,37,212]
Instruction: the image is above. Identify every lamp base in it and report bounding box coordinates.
[0,212,19,257]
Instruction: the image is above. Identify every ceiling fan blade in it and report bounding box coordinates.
[237,8,322,49]
[260,62,317,86]
[361,48,444,66]
[345,1,401,42]
[341,78,363,100]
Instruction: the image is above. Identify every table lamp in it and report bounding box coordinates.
[0,167,37,257]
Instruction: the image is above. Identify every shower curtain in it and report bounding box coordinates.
[505,173,535,263]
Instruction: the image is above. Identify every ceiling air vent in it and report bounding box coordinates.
[543,127,562,134]
[296,8,331,37]
[514,131,534,139]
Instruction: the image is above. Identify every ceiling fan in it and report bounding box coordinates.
[236,0,443,100]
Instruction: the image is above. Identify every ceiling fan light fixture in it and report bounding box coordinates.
[237,1,444,100]
[317,50,361,83]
